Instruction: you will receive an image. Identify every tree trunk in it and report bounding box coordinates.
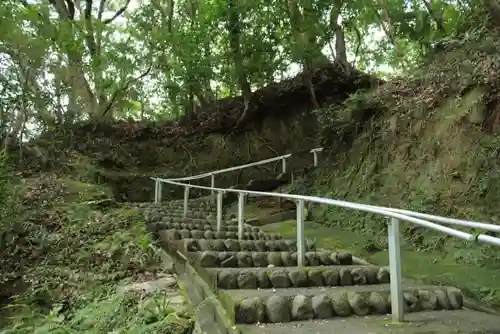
[484,0,500,25]
[227,0,252,127]
[330,1,347,64]
[287,0,321,109]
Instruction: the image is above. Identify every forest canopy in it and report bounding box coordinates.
[0,0,497,143]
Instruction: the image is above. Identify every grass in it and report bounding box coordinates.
[263,218,500,309]
[225,198,288,220]
[0,175,192,334]
[2,289,192,334]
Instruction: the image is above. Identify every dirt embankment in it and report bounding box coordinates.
[308,33,500,307]
[16,62,378,202]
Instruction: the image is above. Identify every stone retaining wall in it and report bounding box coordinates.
[150,226,237,334]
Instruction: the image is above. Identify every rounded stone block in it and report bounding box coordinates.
[256,271,271,288]
[320,269,338,286]
[269,270,291,288]
[348,292,370,316]
[265,296,290,323]
[435,289,452,310]
[238,271,258,289]
[237,252,254,267]
[305,252,320,266]
[307,270,324,287]
[235,297,266,324]
[403,291,421,312]
[447,287,463,309]
[418,289,438,310]
[311,295,333,319]
[200,251,219,267]
[377,267,390,283]
[252,252,268,267]
[351,268,367,285]
[281,252,294,266]
[267,252,283,267]
[339,268,353,286]
[330,292,352,317]
[317,252,332,265]
[216,252,232,266]
[289,269,309,287]
[368,292,389,314]
[218,269,238,289]
[291,295,313,321]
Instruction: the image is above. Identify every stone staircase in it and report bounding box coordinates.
[144,198,479,333]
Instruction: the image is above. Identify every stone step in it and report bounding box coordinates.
[159,217,252,229]
[167,210,216,218]
[154,216,217,224]
[206,265,389,289]
[177,238,316,253]
[145,212,213,223]
[185,251,353,268]
[164,198,216,206]
[223,284,464,324]
[151,222,258,233]
[144,206,216,221]
[237,309,500,333]
[164,204,216,212]
[157,228,282,240]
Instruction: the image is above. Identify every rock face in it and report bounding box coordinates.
[145,198,466,326]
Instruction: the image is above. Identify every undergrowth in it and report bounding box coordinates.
[3,289,192,334]
[308,29,500,306]
[0,166,191,333]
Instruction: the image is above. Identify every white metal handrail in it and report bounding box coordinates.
[168,147,324,182]
[150,148,500,324]
[157,178,500,246]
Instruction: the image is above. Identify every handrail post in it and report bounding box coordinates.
[154,179,162,203]
[210,173,215,195]
[313,151,318,167]
[282,158,287,174]
[238,193,245,240]
[217,190,223,232]
[296,199,305,267]
[183,186,190,218]
[388,217,404,323]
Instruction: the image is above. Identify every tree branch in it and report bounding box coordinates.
[103,0,131,24]
[101,65,152,117]
[48,0,72,19]
[421,0,446,32]
[65,0,75,19]
[84,0,98,56]
[98,0,107,20]
[351,24,362,67]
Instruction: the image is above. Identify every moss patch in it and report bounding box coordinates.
[226,200,281,220]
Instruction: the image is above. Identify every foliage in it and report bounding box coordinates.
[0,174,190,332]
[0,0,497,146]
[2,289,192,334]
[0,152,22,253]
[309,30,500,306]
